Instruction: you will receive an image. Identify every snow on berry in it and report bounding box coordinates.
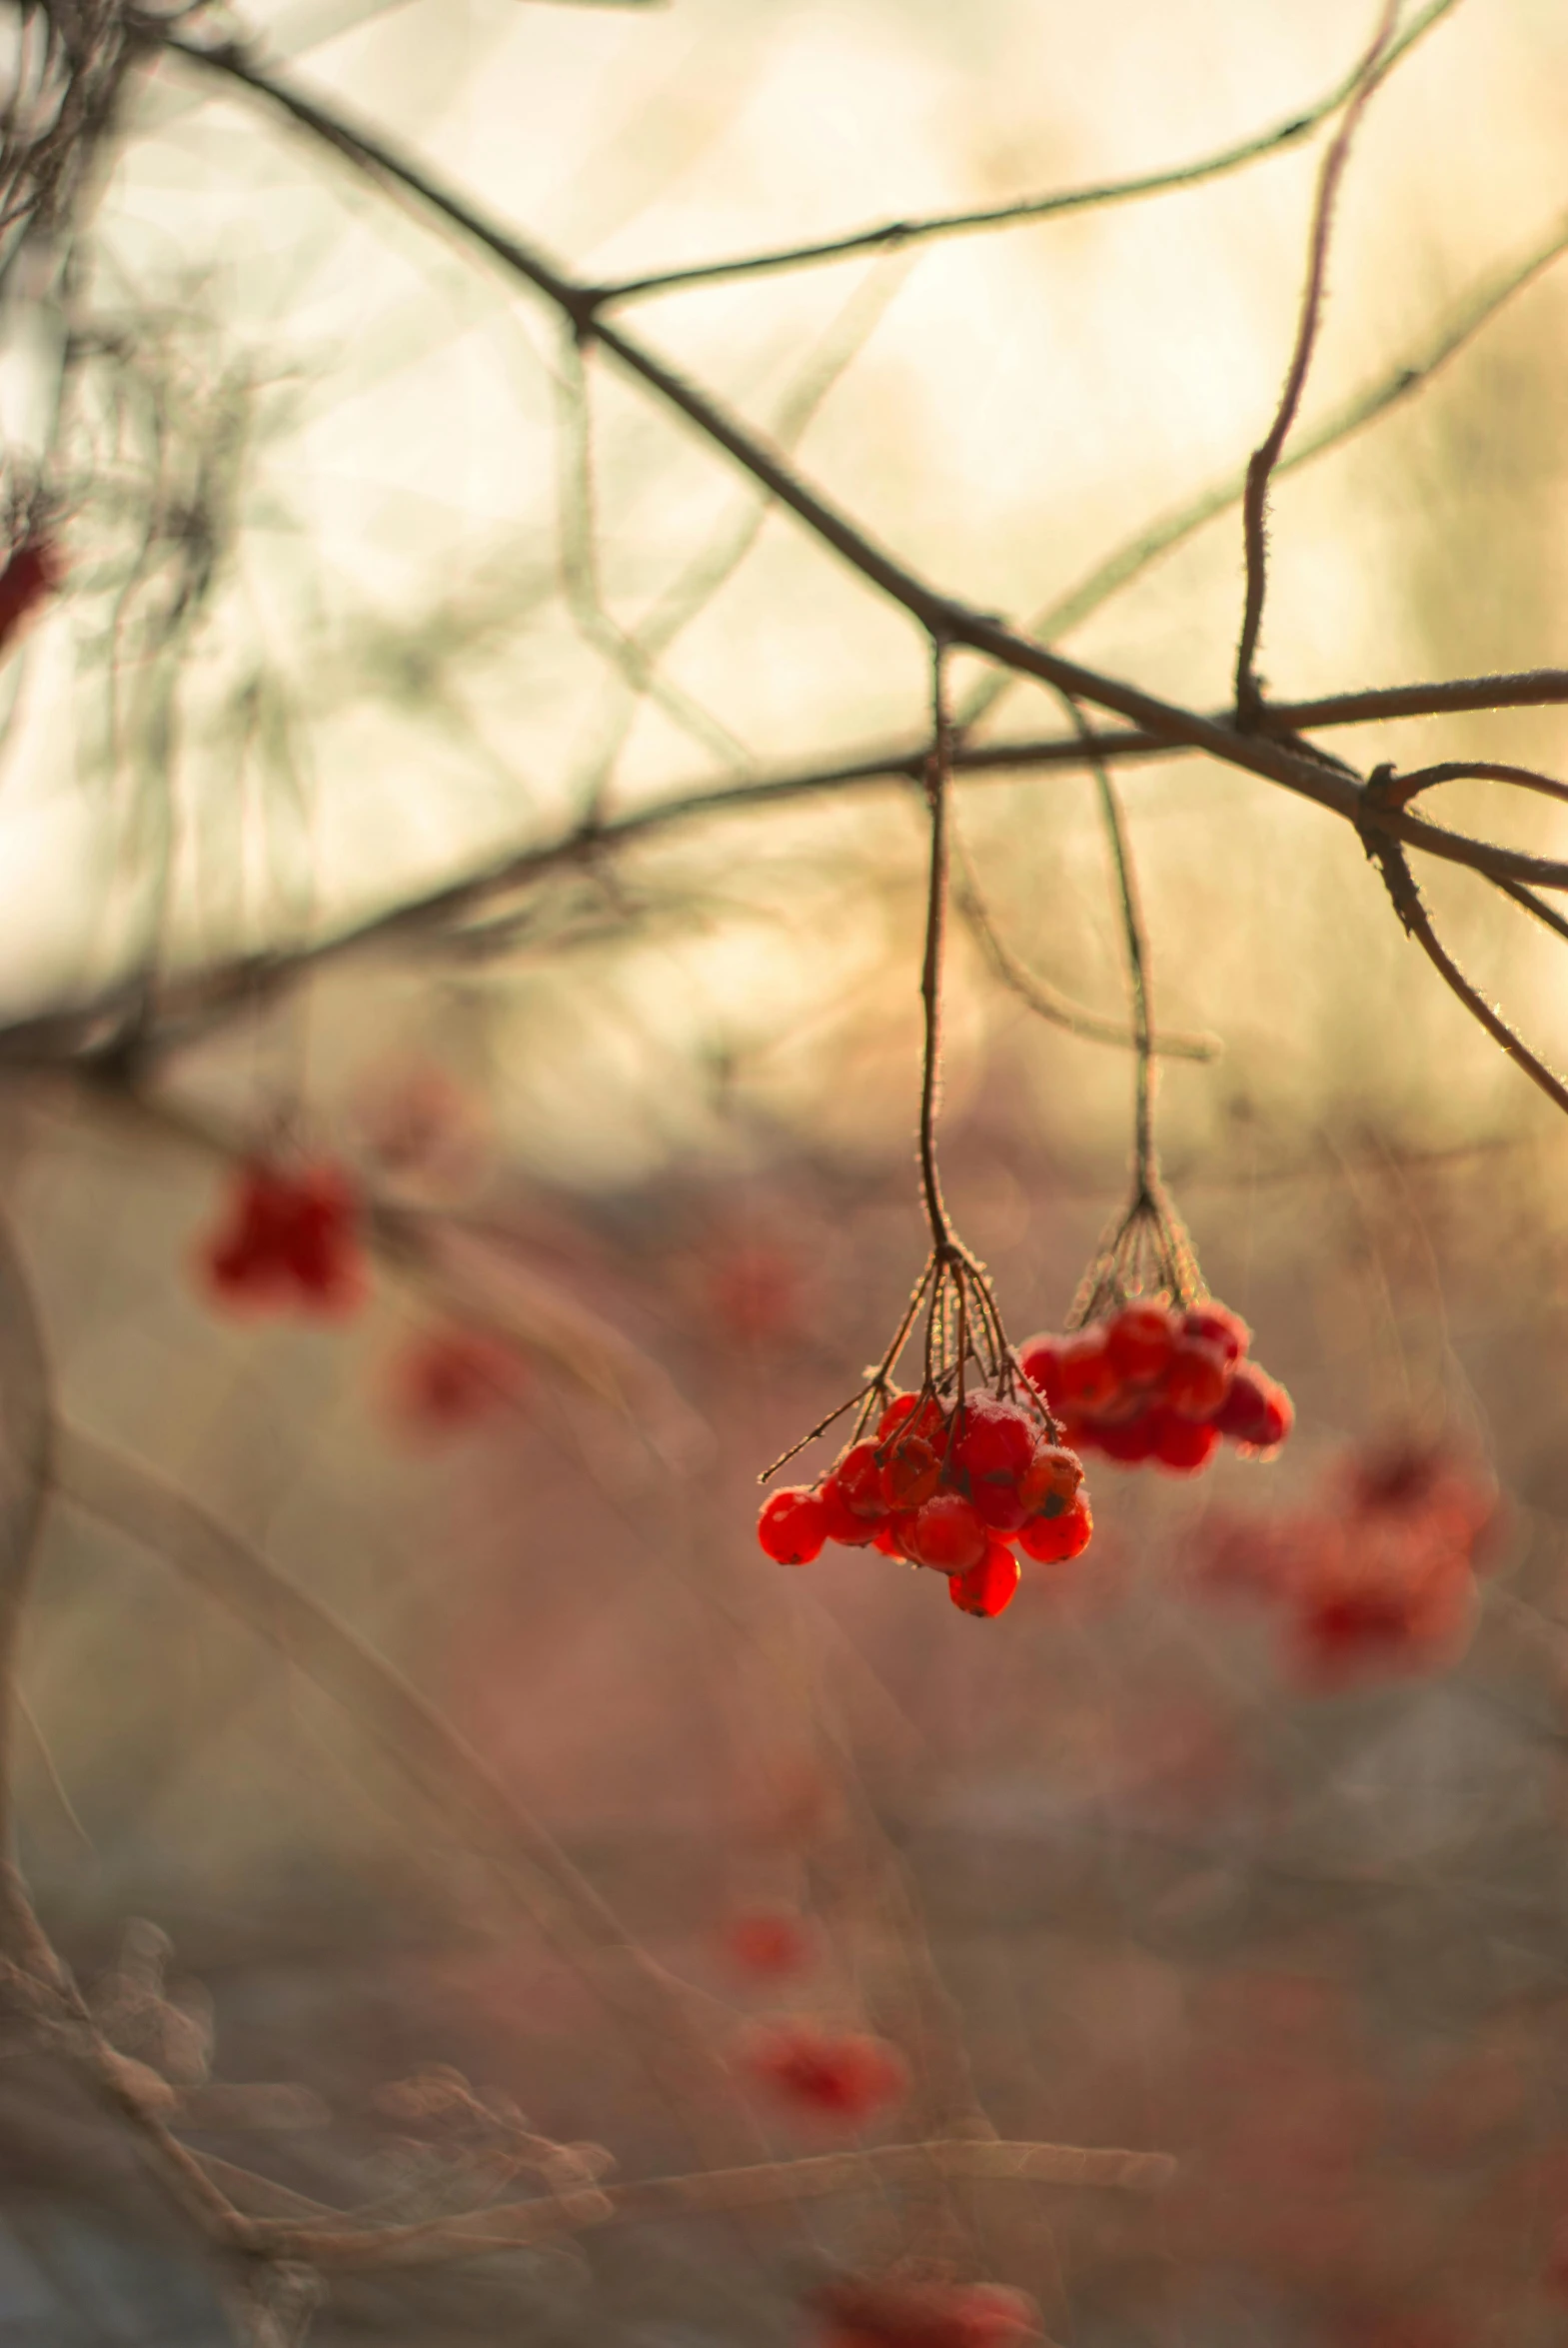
[199,1159,365,1318]
[741,2018,909,2123]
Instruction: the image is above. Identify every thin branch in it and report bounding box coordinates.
[237,2135,1177,2273]
[1362,830,1568,1119]
[1375,758,1568,809]
[952,818,1219,1062]
[955,211,1568,739]
[123,31,1568,896]
[1235,0,1399,725]
[7,663,1568,1072]
[591,0,1461,305]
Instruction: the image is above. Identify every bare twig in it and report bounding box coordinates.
[952,817,1219,1062]
[592,0,1460,305]
[954,212,1568,739]
[1235,0,1400,726]
[1361,824,1568,1119]
[236,2135,1176,2272]
[129,19,1561,879]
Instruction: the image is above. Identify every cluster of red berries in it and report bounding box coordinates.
[1202,1440,1499,1688]
[742,2017,909,2124]
[199,1160,364,1317]
[758,1387,1092,1620]
[1019,1295,1291,1474]
[811,2275,1040,2348]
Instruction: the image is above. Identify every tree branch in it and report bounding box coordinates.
[591,0,1460,305]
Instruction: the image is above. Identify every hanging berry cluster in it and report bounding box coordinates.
[756,651,1092,1623]
[757,1262,1091,1623]
[1018,1183,1293,1475]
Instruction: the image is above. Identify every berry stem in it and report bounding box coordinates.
[917,637,956,1258]
[1057,695,1159,1202]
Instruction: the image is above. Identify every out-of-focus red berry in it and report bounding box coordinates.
[949,1541,1021,1618]
[905,1492,987,1574]
[1056,1327,1121,1415]
[743,2019,908,2123]
[724,1909,816,1981]
[707,1243,801,1346]
[1097,1409,1159,1464]
[201,1160,364,1317]
[1163,1337,1230,1419]
[0,536,60,654]
[758,1487,828,1565]
[1017,1490,1093,1562]
[384,1325,522,1440]
[812,2273,1041,2348]
[1217,1365,1294,1454]
[1017,1334,1064,1409]
[1182,1299,1250,1363]
[1152,1410,1222,1473]
[1105,1299,1178,1384]
[818,1476,880,1548]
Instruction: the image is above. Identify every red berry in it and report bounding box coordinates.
[725,1909,815,1981]
[968,1474,1031,1533]
[757,1486,828,1565]
[949,1541,1021,1618]
[836,1441,887,1520]
[1096,1408,1159,1464]
[953,1396,1036,1484]
[879,1434,942,1510]
[876,1392,920,1441]
[743,2020,908,2122]
[818,1475,880,1548]
[1017,1490,1093,1562]
[1055,1327,1121,1416]
[385,1326,521,1439]
[1216,1363,1293,1453]
[1018,1334,1065,1409]
[1151,1410,1221,1474]
[1163,1337,1230,1419]
[875,1510,920,1559]
[1182,1299,1250,1364]
[904,1491,987,1574]
[0,537,60,653]
[1017,1443,1084,1514]
[199,1159,363,1317]
[1104,1299,1178,1385]
[812,2275,1040,2348]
